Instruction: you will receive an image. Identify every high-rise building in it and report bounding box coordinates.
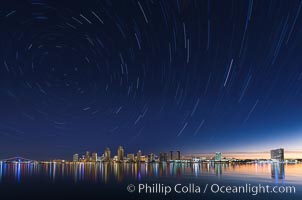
[137,150,142,162]
[215,152,222,161]
[140,155,146,162]
[104,147,111,161]
[176,151,181,160]
[271,148,284,162]
[92,152,97,162]
[159,152,168,162]
[73,154,79,162]
[169,151,173,161]
[127,154,135,162]
[85,151,91,162]
[117,146,124,161]
[147,153,155,162]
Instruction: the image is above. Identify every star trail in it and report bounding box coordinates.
[1,0,302,159]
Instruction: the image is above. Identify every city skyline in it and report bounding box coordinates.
[2,146,300,161]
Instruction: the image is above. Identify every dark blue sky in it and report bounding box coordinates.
[1,0,302,159]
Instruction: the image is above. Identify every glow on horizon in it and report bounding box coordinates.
[183,151,302,159]
[185,129,302,159]
[217,151,302,159]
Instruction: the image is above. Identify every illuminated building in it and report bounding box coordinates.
[113,156,118,161]
[147,153,155,162]
[117,146,124,161]
[159,152,168,162]
[137,150,142,162]
[81,155,85,162]
[127,154,135,162]
[215,152,222,161]
[169,151,173,160]
[271,148,284,162]
[72,154,79,162]
[92,152,97,162]
[85,151,91,161]
[104,147,111,161]
[140,155,146,162]
[97,156,102,162]
[192,157,201,162]
[176,151,180,160]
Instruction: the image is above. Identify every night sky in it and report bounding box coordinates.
[1,0,302,159]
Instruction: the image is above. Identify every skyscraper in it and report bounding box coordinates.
[104,147,111,161]
[137,150,142,162]
[117,146,124,161]
[85,151,91,162]
[147,153,155,162]
[159,152,168,162]
[73,154,79,162]
[271,148,284,162]
[92,152,97,162]
[176,151,180,160]
[127,154,135,162]
[169,151,173,161]
[215,152,222,161]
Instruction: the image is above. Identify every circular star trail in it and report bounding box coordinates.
[1,0,302,159]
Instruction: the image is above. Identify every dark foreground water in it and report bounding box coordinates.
[0,162,301,200]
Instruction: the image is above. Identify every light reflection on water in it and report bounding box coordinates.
[0,162,300,185]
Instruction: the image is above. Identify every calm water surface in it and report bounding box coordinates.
[0,162,301,200]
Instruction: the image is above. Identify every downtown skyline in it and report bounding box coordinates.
[54,147,302,161]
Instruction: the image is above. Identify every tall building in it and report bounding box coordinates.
[147,153,155,162]
[104,147,111,161]
[73,154,79,162]
[176,151,181,160]
[215,152,222,161]
[127,154,135,162]
[137,150,142,162]
[140,155,146,162]
[169,151,173,160]
[117,146,124,161]
[271,148,284,162]
[91,152,97,162]
[159,152,168,162]
[85,151,91,162]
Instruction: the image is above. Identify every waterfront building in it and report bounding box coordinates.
[137,150,142,162]
[117,146,124,161]
[176,151,181,160]
[147,153,155,162]
[140,155,146,162]
[73,154,79,162]
[159,152,168,162]
[85,151,91,161]
[127,154,135,162]
[92,152,97,162]
[192,157,202,162]
[104,147,111,161]
[215,152,222,161]
[169,151,173,160]
[81,155,85,162]
[271,148,284,162]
